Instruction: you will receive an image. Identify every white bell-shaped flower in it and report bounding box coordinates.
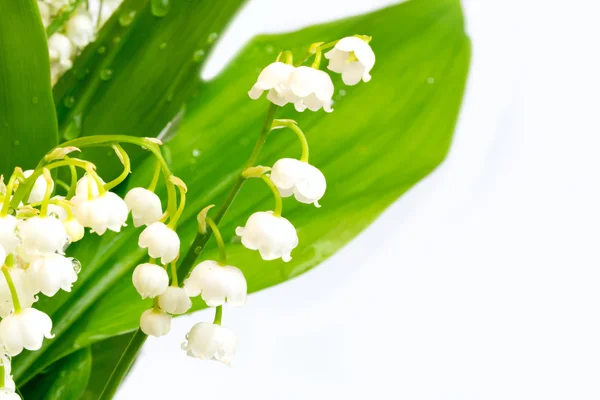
[132,263,169,299]
[184,260,247,307]
[0,388,20,400]
[182,322,236,365]
[0,269,37,317]
[236,211,298,262]
[28,254,77,297]
[71,192,128,235]
[158,287,191,315]
[248,62,295,106]
[66,12,95,48]
[138,222,180,264]
[140,308,171,337]
[124,188,163,228]
[47,33,73,70]
[0,216,18,255]
[0,308,53,356]
[287,66,334,112]
[270,158,327,207]
[75,174,104,198]
[22,170,54,204]
[47,196,68,221]
[18,216,67,255]
[325,36,375,85]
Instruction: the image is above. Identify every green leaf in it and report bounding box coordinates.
[19,347,91,400]
[52,0,246,178]
[0,0,58,174]
[14,0,470,386]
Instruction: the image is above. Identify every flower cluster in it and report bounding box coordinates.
[39,0,123,84]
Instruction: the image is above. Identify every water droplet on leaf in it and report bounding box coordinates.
[151,0,170,17]
[100,69,113,81]
[71,258,82,274]
[119,10,136,26]
[13,140,19,146]
[207,32,218,44]
[159,42,167,50]
[64,96,75,108]
[32,96,39,104]
[97,46,106,54]
[193,49,205,61]
[63,114,83,140]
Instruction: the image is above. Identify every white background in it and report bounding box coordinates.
[118,1,600,399]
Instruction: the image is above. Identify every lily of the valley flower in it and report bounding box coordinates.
[28,254,77,297]
[124,187,163,228]
[71,192,128,235]
[132,263,169,299]
[184,260,247,307]
[48,33,73,82]
[0,216,18,255]
[248,62,295,106]
[325,36,375,85]
[235,211,298,262]
[0,269,37,317]
[19,216,67,256]
[182,322,237,365]
[287,66,334,112]
[138,222,180,264]
[140,308,171,337]
[158,287,191,315]
[0,308,53,356]
[0,388,20,400]
[270,158,327,207]
[23,170,54,204]
[65,11,95,48]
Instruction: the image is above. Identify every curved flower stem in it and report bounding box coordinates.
[148,161,161,192]
[169,262,178,287]
[39,169,54,217]
[167,183,186,229]
[1,170,20,217]
[260,175,283,217]
[2,267,21,313]
[296,39,339,67]
[206,217,227,266]
[46,0,87,36]
[271,119,309,162]
[97,329,147,400]
[66,163,78,200]
[104,144,130,191]
[176,102,279,283]
[213,305,223,325]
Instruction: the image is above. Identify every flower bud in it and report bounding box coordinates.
[64,218,85,242]
[270,158,326,207]
[138,222,180,264]
[140,308,171,337]
[236,211,298,262]
[28,254,77,297]
[0,308,53,356]
[124,188,163,228]
[325,36,375,85]
[22,170,54,204]
[158,287,191,315]
[184,260,247,307]
[182,322,236,365]
[132,263,169,299]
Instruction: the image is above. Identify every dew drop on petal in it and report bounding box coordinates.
[151,0,170,17]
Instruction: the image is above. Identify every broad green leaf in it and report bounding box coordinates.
[0,0,58,174]
[52,0,246,178]
[20,347,91,400]
[15,0,470,386]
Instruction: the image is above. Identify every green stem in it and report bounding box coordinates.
[97,329,147,400]
[213,305,222,325]
[296,40,339,67]
[66,163,78,200]
[104,144,130,191]
[2,268,21,313]
[39,169,53,217]
[176,103,279,283]
[1,171,19,216]
[206,217,226,266]
[167,184,186,229]
[46,0,87,37]
[169,262,178,287]
[260,175,282,217]
[311,48,322,69]
[148,161,161,192]
[272,120,309,162]
[0,364,4,388]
